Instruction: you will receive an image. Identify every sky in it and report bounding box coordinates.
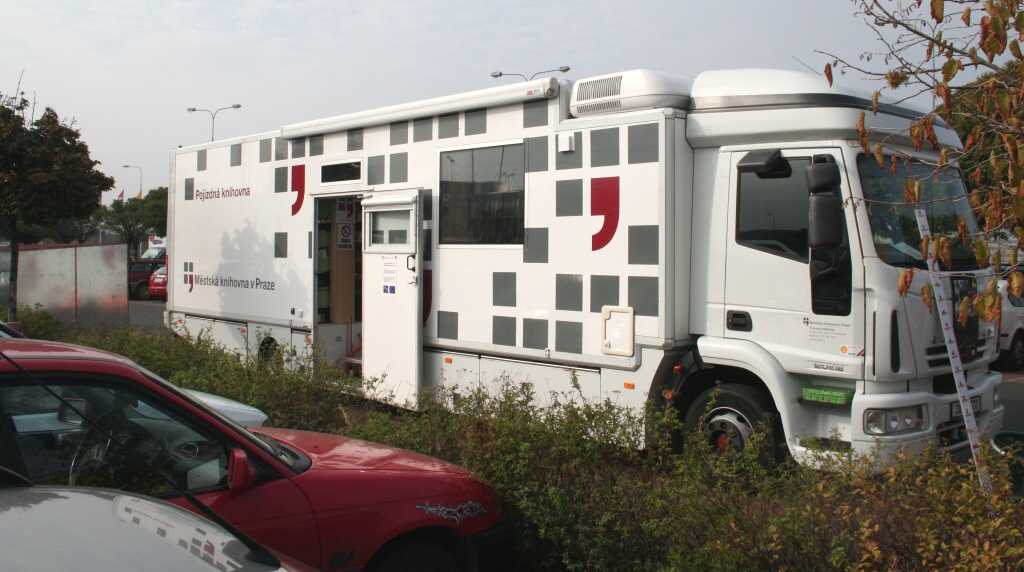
[1,1,891,203]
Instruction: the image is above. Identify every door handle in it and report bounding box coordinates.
[727,311,752,332]
[406,255,416,272]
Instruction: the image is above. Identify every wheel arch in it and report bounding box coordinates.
[665,337,802,451]
[365,526,472,572]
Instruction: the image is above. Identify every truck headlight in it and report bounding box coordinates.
[864,406,926,435]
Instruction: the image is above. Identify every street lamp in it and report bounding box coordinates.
[123,165,142,197]
[490,66,570,81]
[186,104,242,141]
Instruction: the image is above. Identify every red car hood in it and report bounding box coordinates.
[254,427,470,474]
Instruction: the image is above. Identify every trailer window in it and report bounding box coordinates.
[322,161,361,183]
[439,144,525,245]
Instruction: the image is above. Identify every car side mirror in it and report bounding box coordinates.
[227,448,259,492]
[57,398,88,426]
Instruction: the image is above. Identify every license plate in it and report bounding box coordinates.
[951,396,982,418]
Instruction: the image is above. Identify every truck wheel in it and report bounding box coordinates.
[135,282,150,300]
[369,541,459,572]
[1009,334,1024,371]
[683,384,781,467]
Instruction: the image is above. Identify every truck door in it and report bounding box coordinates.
[361,192,422,407]
[723,149,864,377]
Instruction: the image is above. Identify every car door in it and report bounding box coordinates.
[0,375,322,568]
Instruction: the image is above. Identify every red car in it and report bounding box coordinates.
[149,265,168,300]
[0,339,510,571]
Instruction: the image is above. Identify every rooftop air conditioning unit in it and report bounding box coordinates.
[570,69,693,118]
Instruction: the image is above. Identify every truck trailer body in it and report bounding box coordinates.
[167,68,1004,464]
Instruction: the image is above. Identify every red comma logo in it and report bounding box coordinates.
[591,177,619,251]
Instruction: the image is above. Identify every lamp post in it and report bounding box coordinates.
[490,66,570,81]
[186,104,242,141]
[123,165,142,197]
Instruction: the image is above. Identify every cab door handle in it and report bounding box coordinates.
[727,311,752,332]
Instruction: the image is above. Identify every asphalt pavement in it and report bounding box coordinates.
[128,299,166,332]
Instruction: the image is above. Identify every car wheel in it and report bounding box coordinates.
[683,384,782,468]
[135,282,150,300]
[369,541,459,572]
[1009,333,1024,371]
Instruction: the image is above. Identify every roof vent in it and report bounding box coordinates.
[570,69,693,118]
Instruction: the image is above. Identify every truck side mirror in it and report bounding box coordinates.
[809,194,844,249]
[227,448,259,492]
[806,162,843,249]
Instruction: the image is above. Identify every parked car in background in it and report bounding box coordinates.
[0,322,24,338]
[0,478,307,571]
[0,338,511,571]
[998,279,1024,370]
[149,265,168,300]
[128,258,165,300]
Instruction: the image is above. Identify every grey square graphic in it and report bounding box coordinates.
[629,226,659,265]
[347,129,363,151]
[274,232,288,258]
[465,108,486,135]
[628,276,659,317]
[493,272,517,307]
[275,137,288,160]
[197,149,207,171]
[523,100,547,128]
[555,321,583,354]
[439,113,459,138]
[309,135,324,156]
[184,178,194,201]
[413,117,432,142]
[555,132,583,171]
[390,121,408,145]
[524,228,549,264]
[590,275,619,312]
[523,318,548,350]
[438,311,459,340]
[259,139,272,163]
[591,128,620,167]
[275,167,288,193]
[368,155,385,185]
[493,316,516,346]
[526,136,548,173]
[628,123,659,164]
[556,274,583,311]
[390,152,408,183]
[230,144,242,167]
[291,138,305,159]
[556,179,583,216]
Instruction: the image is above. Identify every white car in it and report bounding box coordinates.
[0,480,307,571]
[998,280,1024,370]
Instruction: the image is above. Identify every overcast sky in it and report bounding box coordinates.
[2,1,889,202]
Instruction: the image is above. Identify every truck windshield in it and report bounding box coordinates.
[858,155,979,271]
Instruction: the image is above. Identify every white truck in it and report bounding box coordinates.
[167,68,1004,465]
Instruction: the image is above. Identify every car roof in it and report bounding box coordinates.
[0,339,138,371]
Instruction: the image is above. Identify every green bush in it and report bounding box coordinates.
[0,303,61,340]
[42,326,1024,571]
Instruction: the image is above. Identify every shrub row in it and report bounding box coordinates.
[10,307,1024,571]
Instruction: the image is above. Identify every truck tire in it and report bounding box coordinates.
[683,384,782,467]
[1008,333,1024,371]
[369,541,459,572]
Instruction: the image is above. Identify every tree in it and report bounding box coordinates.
[822,0,1024,316]
[0,93,113,322]
[99,197,150,259]
[139,186,168,237]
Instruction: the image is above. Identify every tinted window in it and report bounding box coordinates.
[439,144,524,245]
